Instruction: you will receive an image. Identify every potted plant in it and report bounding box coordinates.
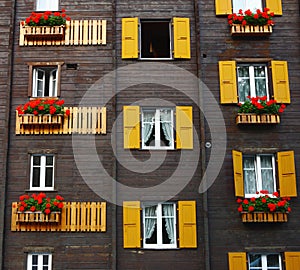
[16,193,64,223]
[228,8,274,35]
[236,96,286,124]
[16,98,70,125]
[237,190,291,222]
[21,9,71,38]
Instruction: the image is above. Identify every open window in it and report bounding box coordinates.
[219,60,290,104]
[123,201,197,249]
[122,17,190,59]
[232,150,297,198]
[28,62,64,98]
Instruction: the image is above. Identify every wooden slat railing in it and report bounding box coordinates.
[236,113,280,124]
[231,24,272,36]
[19,20,107,46]
[15,106,106,135]
[11,202,106,232]
[241,212,288,222]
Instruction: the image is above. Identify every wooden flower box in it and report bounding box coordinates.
[16,211,61,223]
[231,24,272,36]
[19,114,63,125]
[23,25,65,39]
[241,212,288,223]
[236,113,280,124]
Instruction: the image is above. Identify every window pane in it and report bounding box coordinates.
[46,156,53,166]
[32,168,41,187]
[162,204,175,244]
[260,156,274,193]
[45,168,53,187]
[32,267,38,270]
[32,255,38,265]
[33,156,41,166]
[142,110,155,147]
[238,66,250,102]
[144,205,157,244]
[249,254,262,268]
[267,254,280,268]
[233,0,262,13]
[160,109,173,147]
[254,66,267,97]
[244,157,257,194]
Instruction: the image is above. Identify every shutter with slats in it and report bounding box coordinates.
[228,252,247,270]
[232,150,244,197]
[215,0,232,15]
[266,0,283,15]
[122,18,139,59]
[285,252,300,270]
[173,18,191,59]
[123,106,140,149]
[277,151,297,197]
[272,61,290,103]
[123,201,141,248]
[219,61,238,104]
[176,106,193,149]
[178,201,197,248]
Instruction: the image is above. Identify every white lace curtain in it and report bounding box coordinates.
[160,110,172,146]
[144,206,157,240]
[142,111,155,145]
[163,204,175,244]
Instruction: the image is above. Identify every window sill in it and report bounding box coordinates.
[241,212,288,223]
[236,113,280,124]
[23,25,65,39]
[230,24,273,36]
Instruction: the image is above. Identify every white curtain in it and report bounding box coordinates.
[244,157,257,194]
[144,206,157,240]
[142,111,155,145]
[232,0,262,13]
[160,110,172,146]
[163,204,175,244]
[260,156,274,193]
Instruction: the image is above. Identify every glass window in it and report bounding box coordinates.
[36,0,59,11]
[143,203,176,249]
[141,108,174,149]
[249,254,282,270]
[32,67,58,98]
[237,63,269,103]
[232,0,263,13]
[27,253,52,270]
[244,154,276,197]
[140,20,172,59]
[30,155,54,191]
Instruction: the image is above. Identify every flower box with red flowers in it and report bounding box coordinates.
[236,96,285,124]
[228,8,274,36]
[21,10,71,39]
[16,193,64,223]
[237,190,291,223]
[16,98,70,125]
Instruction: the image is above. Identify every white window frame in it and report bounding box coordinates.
[232,0,263,13]
[141,108,174,150]
[27,253,52,270]
[248,254,282,270]
[30,154,55,191]
[142,202,177,249]
[139,19,172,60]
[244,154,276,198]
[32,67,58,98]
[237,63,269,103]
[36,0,59,11]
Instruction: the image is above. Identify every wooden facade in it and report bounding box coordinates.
[0,0,300,270]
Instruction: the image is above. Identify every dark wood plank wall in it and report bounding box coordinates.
[3,1,115,269]
[0,0,14,267]
[199,0,300,269]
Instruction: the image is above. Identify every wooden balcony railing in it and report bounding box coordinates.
[241,212,288,223]
[236,113,280,124]
[231,24,272,36]
[11,201,106,232]
[16,106,106,135]
[19,20,107,46]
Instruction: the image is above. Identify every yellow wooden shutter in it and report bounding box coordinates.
[173,18,191,59]
[122,18,138,59]
[285,252,300,270]
[219,61,238,104]
[215,0,232,15]
[232,150,244,197]
[176,106,193,149]
[123,201,141,248]
[271,61,290,103]
[266,0,283,15]
[123,106,140,149]
[178,201,197,248]
[228,252,247,270]
[277,151,297,197]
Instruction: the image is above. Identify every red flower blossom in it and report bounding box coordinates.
[58,202,64,209]
[236,198,243,204]
[238,205,243,212]
[243,199,249,205]
[44,208,51,215]
[19,206,25,212]
[248,206,255,212]
[30,206,36,212]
